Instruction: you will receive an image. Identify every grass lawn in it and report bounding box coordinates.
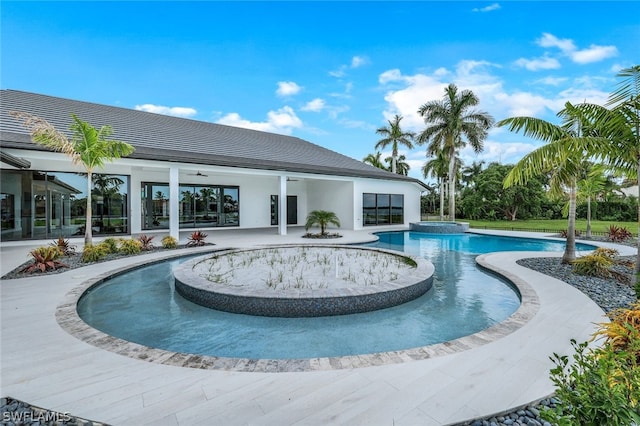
[437,218,637,236]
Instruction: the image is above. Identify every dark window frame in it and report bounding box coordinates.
[363,193,404,226]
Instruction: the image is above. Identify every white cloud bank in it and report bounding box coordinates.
[134,104,197,118]
[216,106,302,135]
[301,98,326,112]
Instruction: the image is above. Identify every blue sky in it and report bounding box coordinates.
[2,1,638,181]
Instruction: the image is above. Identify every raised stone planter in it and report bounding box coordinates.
[410,221,469,233]
[173,245,434,317]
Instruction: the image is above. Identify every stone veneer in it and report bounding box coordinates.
[409,221,470,233]
[173,246,434,317]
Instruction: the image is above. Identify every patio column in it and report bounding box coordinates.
[169,166,179,241]
[278,175,287,236]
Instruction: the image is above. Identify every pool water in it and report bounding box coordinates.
[77,232,590,360]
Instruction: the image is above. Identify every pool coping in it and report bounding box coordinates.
[55,245,538,373]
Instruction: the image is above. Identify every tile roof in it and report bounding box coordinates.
[0,90,427,187]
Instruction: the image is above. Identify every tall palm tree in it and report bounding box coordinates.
[580,65,640,279]
[10,112,134,245]
[385,154,410,175]
[498,102,602,263]
[363,152,386,170]
[422,151,451,221]
[417,84,494,221]
[305,210,340,235]
[461,160,485,189]
[375,115,415,174]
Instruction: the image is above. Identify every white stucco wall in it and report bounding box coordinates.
[353,178,422,230]
[306,179,354,230]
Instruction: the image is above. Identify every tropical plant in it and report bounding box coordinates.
[362,151,386,170]
[607,225,633,242]
[499,102,603,263]
[305,210,340,235]
[81,244,109,263]
[594,302,640,359]
[161,235,178,249]
[417,83,494,221]
[50,236,76,256]
[118,238,142,255]
[461,160,485,189]
[384,154,410,176]
[571,247,618,278]
[9,112,135,246]
[100,237,120,254]
[137,234,155,251]
[543,338,640,426]
[186,230,208,247]
[375,114,415,174]
[20,247,67,273]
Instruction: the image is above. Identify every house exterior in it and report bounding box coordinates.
[0,90,427,242]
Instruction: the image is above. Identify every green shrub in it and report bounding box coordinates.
[571,247,618,278]
[81,244,109,263]
[118,238,142,255]
[161,235,178,249]
[100,237,119,254]
[542,303,640,425]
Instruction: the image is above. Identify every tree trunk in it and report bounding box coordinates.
[391,154,397,174]
[635,158,640,283]
[448,156,456,222]
[439,178,445,221]
[586,196,592,239]
[562,179,577,264]
[85,170,93,246]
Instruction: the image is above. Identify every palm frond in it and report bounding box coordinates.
[9,111,81,164]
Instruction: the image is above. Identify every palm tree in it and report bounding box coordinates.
[92,174,125,232]
[375,115,415,174]
[498,102,602,263]
[363,152,386,170]
[385,154,410,175]
[417,84,494,221]
[10,112,134,245]
[580,65,640,279]
[461,160,485,189]
[576,163,607,239]
[422,151,451,221]
[305,210,340,235]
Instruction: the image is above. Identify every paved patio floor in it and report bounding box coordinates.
[1,227,633,425]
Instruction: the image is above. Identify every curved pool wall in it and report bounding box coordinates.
[410,221,470,233]
[174,246,434,317]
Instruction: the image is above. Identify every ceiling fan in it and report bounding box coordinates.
[186,171,208,177]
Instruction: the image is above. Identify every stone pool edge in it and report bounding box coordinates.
[55,247,539,373]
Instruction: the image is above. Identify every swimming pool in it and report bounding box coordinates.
[76,232,591,360]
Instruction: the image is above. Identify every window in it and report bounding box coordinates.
[363,193,404,226]
[143,183,239,229]
[0,170,130,240]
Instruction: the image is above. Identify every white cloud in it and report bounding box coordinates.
[535,32,617,64]
[460,140,540,165]
[351,55,369,68]
[514,55,561,71]
[536,76,568,86]
[472,3,501,12]
[276,81,302,97]
[301,98,326,112]
[571,45,618,64]
[134,104,197,118]
[494,91,553,116]
[330,55,369,78]
[216,106,302,135]
[537,32,575,52]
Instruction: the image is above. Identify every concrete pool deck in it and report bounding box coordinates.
[1,227,635,425]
